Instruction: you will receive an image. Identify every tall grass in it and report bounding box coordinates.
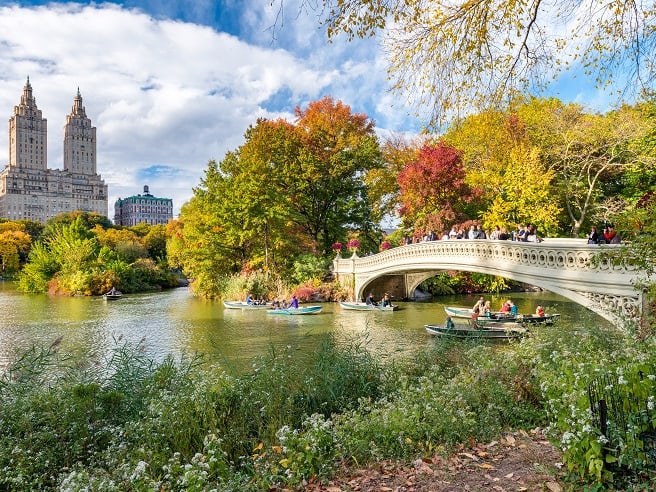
[3,325,653,490]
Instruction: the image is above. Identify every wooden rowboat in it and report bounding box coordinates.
[425,320,527,339]
[266,305,323,315]
[223,300,271,310]
[339,301,398,312]
[444,306,559,324]
[103,291,123,301]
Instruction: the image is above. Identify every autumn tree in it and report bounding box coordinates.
[444,103,562,235]
[283,96,382,253]
[516,98,649,235]
[175,97,381,297]
[0,222,32,273]
[288,0,655,126]
[397,141,482,233]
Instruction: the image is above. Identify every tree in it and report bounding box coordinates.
[482,145,561,235]
[142,224,168,262]
[444,102,562,234]
[285,0,655,127]
[0,226,32,273]
[517,99,648,235]
[175,97,382,297]
[363,134,421,225]
[283,96,382,253]
[397,141,482,233]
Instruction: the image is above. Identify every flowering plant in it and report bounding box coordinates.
[332,242,343,252]
[380,240,392,251]
[346,239,361,251]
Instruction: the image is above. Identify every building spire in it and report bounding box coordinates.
[20,76,36,109]
[71,87,86,117]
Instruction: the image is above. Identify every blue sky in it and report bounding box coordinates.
[0,1,616,218]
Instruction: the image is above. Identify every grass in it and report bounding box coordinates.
[1,324,654,490]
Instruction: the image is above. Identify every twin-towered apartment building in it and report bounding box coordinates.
[0,78,173,227]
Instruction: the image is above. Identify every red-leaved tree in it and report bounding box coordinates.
[397,141,482,234]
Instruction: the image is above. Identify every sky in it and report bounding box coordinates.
[0,0,617,220]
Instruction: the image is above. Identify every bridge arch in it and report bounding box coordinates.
[333,239,642,324]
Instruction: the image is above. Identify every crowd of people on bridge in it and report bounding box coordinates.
[587,223,621,244]
[401,223,543,245]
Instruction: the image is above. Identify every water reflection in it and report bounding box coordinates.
[0,281,613,373]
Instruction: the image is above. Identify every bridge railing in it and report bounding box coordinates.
[334,239,634,276]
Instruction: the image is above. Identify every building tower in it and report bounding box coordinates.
[8,76,48,170]
[63,88,97,175]
[0,78,108,222]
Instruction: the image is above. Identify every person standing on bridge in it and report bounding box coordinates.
[588,226,600,244]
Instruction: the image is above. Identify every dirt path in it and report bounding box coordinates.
[305,428,564,492]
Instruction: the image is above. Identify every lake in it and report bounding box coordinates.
[0,281,613,373]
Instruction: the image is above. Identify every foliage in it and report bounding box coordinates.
[302,0,655,128]
[517,99,648,235]
[42,211,112,238]
[17,214,175,295]
[218,271,276,302]
[6,316,656,489]
[290,254,328,285]
[0,334,388,490]
[0,223,32,274]
[481,145,561,236]
[419,271,513,296]
[363,134,420,225]
[524,323,656,484]
[397,141,482,233]
[174,97,382,298]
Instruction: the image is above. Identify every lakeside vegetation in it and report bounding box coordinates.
[2,320,656,490]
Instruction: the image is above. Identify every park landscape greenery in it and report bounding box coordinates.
[0,93,655,490]
[2,0,656,486]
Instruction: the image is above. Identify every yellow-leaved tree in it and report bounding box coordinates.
[279,0,655,126]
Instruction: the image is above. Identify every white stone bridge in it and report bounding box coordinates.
[333,239,644,324]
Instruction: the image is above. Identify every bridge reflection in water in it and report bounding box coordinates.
[333,239,642,325]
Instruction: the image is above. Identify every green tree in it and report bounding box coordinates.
[517,99,647,235]
[142,224,168,262]
[283,96,382,253]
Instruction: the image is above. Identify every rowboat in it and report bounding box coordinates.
[223,300,271,310]
[266,305,323,315]
[339,301,398,312]
[444,306,559,324]
[103,291,123,301]
[425,320,527,339]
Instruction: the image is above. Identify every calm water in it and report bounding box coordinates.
[0,281,612,373]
